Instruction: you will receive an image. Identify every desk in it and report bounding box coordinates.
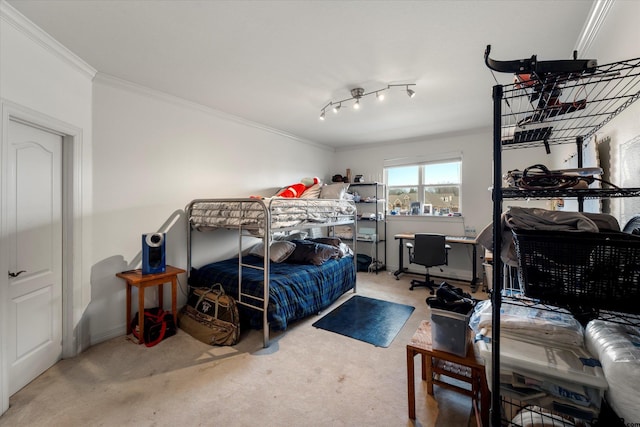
[407,320,489,426]
[116,265,185,344]
[393,233,480,291]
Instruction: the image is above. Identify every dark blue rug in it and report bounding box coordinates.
[312,295,415,347]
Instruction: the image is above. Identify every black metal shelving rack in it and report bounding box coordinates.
[488,50,640,427]
[349,182,387,273]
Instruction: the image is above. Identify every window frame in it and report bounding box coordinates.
[384,156,462,216]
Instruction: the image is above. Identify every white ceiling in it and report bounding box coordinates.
[6,0,596,149]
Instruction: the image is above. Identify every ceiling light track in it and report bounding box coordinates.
[319,83,416,120]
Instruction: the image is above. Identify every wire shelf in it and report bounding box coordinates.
[500,187,640,200]
[498,57,640,150]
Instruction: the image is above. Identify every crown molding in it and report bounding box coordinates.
[574,0,614,57]
[93,72,333,152]
[1,0,96,79]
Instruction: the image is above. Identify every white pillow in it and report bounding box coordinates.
[249,241,296,263]
[300,183,322,199]
[339,242,354,257]
[320,183,349,199]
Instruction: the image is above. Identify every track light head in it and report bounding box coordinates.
[333,103,341,113]
[353,99,360,110]
[319,110,326,120]
[406,86,416,98]
[376,91,385,101]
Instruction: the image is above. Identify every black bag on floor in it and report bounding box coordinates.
[178,284,240,346]
[131,307,176,347]
[426,282,477,314]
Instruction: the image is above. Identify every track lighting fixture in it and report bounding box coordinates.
[319,83,416,120]
[351,88,365,98]
[351,88,363,110]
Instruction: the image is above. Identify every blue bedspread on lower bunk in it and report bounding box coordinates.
[188,255,356,330]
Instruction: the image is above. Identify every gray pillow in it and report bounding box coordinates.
[287,239,341,266]
[310,237,342,248]
[249,241,296,263]
[320,183,349,199]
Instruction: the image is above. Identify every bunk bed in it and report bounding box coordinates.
[485,46,640,426]
[186,197,358,347]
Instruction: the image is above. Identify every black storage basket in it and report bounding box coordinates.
[512,229,640,315]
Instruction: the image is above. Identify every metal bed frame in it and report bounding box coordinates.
[185,197,357,347]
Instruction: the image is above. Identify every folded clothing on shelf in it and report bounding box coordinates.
[470,299,584,348]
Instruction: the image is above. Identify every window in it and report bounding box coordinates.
[385,159,461,216]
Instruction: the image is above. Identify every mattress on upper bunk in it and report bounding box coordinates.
[188,198,356,231]
[188,254,356,330]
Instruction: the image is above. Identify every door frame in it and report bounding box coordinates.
[0,100,85,413]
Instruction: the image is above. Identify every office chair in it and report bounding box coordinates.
[406,233,451,294]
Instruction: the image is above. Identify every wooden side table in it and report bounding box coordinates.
[407,320,489,427]
[116,265,185,344]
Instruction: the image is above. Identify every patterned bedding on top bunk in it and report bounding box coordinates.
[189,198,356,230]
[188,254,356,330]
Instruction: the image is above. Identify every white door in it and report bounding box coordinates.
[6,119,63,395]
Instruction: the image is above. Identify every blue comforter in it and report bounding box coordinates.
[188,255,356,330]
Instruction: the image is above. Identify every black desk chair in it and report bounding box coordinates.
[406,233,451,294]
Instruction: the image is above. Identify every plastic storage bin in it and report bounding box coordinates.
[430,307,472,357]
[475,333,608,421]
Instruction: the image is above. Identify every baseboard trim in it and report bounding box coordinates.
[89,325,125,347]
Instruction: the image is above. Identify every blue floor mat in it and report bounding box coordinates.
[312,295,415,347]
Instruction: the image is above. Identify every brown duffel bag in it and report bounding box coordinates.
[178,284,240,346]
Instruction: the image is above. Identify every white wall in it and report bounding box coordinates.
[332,130,553,280]
[0,0,94,414]
[88,76,336,344]
[582,0,640,227]
[551,0,640,224]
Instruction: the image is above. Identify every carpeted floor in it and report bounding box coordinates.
[0,271,486,427]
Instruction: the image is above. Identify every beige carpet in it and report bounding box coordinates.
[1,272,485,427]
